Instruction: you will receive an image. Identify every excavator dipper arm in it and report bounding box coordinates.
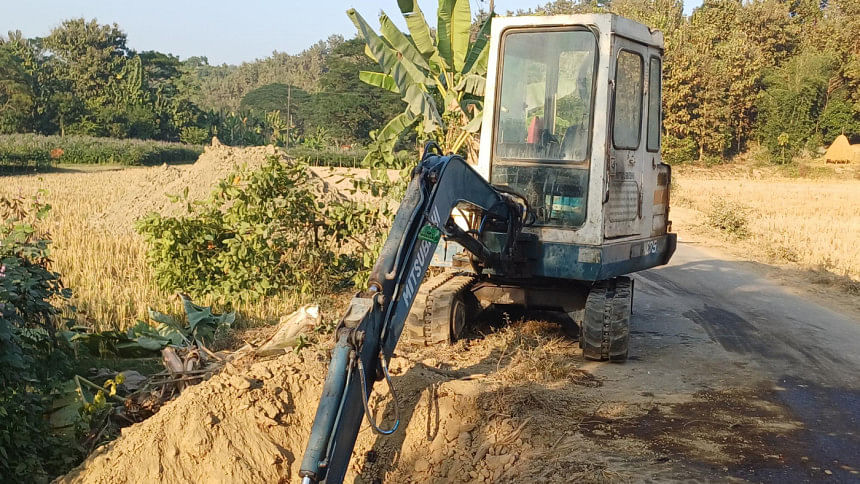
[299,145,527,483]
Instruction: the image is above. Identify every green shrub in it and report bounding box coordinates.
[0,133,203,169]
[179,126,211,146]
[705,198,751,239]
[0,194,79,482]
[137,157,387,302]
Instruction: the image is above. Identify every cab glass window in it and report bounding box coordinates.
[494,29,597,163]
[612,50,643,150]
[491,29,596,229]
[646,57,661,152]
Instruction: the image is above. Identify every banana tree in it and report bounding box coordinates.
[347,0,492,164]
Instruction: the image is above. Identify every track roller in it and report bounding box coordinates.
[581,276,633,362]
[404,272,477,346]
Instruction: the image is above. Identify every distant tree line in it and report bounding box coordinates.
[1,0,858,163]
[0,20,403,148]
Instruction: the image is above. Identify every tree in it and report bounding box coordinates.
[44,19,129,106]
[240,83,308,115]
[662,0,800,160]
[0,38,35,133]
[304,38,404,144]
[606,0,683,34]
[757,50,841,163]
[348,0,492,164]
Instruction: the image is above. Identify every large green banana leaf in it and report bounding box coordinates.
[359,71,399,93]
[456,73,487,96]
[404,84,444,132]
[348,9,433,92]
[464,109,484,133]
[378,111,417,147]
[362,111,418,165]
[364,44,377,62]
[397,0,436,60]
[437,0,472,72]
[379,12,431,72]
[462,15,492,75]
[436,0,455,70]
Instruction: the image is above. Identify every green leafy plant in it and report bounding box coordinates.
[348,0,492,164]
[285,146,367,167]
[179,126,211,145]
[137,156,388,302]
[705,198,751,239]
[68,294,234,357]
[0,133,202,170]
[0,193,80,482]
[301,126,330,151]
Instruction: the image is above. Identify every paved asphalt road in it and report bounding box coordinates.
[586,240,859,482]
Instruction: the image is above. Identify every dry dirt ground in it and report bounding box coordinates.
[59,239,860,483]
[39,152,859,483]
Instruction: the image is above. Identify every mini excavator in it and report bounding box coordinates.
[300,14,675,483]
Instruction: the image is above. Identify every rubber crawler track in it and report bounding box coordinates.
[405,272,476,346]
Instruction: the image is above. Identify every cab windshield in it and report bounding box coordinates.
[491,29,597,228]
[494,29,597,162]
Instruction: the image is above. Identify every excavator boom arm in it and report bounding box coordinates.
[299,147,525,483]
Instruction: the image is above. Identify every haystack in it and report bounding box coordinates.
[824,134,858,164]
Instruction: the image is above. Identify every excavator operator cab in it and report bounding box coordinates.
[463,14,674,282]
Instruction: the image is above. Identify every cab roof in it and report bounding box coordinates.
[490,13,664,50]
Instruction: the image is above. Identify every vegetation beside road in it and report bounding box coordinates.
[673,161,860,296]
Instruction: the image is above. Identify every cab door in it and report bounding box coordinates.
[604,36,648,238]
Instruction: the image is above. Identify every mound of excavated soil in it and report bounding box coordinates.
[58,321,803,483]
[55,322,602,483]
[58,349,330,484]
[95,139,342,234]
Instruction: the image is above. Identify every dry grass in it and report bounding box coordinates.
[673,167,860,284]
[3,160,857,332]
[2,165,308,332]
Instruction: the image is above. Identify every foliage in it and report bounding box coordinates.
[208,111,256,146]
[179,126,211,145]
[0,39,36,134]
[136,156,388,302]
[0,194,80,482]
[0,21,202,142]
[661,134,698,164]
[68,295,235,357]
[181,37,339,112]
[0,133,202,169]
[348,0,492,164]
[301,39,405,145]
[757,50,840,164]
[662,0,797,160]
[240,83,309,118]
[705,198,750,239]
[235,40,406,147]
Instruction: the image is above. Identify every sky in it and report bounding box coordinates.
[0,1,703,65]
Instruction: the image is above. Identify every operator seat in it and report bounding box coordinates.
[560,124,587,161]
